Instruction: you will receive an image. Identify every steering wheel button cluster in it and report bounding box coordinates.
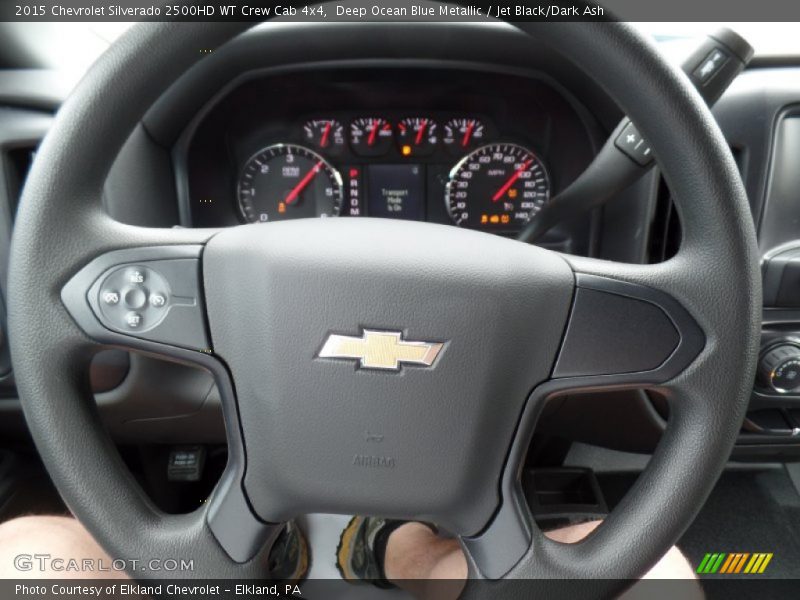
[94,264,174,334]
[68,250,210,352]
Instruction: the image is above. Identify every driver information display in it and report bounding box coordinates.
[366,164,425,220]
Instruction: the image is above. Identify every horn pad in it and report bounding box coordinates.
[203,218,574,535]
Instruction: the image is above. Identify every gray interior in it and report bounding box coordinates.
[0,12,798,598]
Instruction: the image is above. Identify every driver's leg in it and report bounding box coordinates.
[338,518,702,600]
[0,515,309,581]
[0,515,129,579]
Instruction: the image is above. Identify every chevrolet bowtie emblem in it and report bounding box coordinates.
[318,330,445,371]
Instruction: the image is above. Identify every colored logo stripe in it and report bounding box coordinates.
[720,553,749,573]
[697,552,773,574]
[697,553,725,574]
[744,553,773,574]
[719,553,736,573]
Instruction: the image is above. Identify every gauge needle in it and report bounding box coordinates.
[368,120,379,146]
[284,161,323,205]
[492,159,532,203]
[415,119,428,145]
[320,122,332,148]
[462,121,475,147]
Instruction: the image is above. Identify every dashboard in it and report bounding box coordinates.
[3,21,800,460]
[181,66,597,240]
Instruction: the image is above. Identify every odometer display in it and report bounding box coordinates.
[445,143,550,232]
[238,144,343,223]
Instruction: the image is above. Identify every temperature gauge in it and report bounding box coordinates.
[350,118,393,157]
[303,119,345,154]
[443,118,485,154]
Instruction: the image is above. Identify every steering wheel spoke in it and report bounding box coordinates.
[460,254,718,588]
[59,224,282,567]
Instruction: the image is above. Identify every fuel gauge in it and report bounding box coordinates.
[303,119,345,154]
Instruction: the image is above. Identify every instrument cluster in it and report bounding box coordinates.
[236,114,550,235]
[182,67,597,247]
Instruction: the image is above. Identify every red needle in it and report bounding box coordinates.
[320,122,332,148]
[284,161,323,205]
[415,119,428,146]
[367,120,379,146]
[492,159,532,203]
[462,121,475,147]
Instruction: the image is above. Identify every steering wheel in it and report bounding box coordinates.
[7,10,760,598]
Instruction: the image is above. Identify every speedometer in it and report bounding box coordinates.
[445,143,550,232]
[238,144,343,223]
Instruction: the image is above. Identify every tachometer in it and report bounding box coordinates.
[445,143,550,231]
[238,144,343,223]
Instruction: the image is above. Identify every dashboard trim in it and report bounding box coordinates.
[169,58,607,251]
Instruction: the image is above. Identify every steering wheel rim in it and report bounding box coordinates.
[7,10,760,596]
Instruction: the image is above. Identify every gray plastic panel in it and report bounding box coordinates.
[760,112,800,254]
[554,288,679,377]
[553,274,704,382]
[62,246,209,352]
[712,71,800,243]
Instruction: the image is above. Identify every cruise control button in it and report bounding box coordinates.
[128,269,145,284]
[101,291,120,305]
[124,288,147,310]
[125,312,143,329]
[150,293,167,308]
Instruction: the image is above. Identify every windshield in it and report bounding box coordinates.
[636,22,800,56]
[0,21,797,76]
